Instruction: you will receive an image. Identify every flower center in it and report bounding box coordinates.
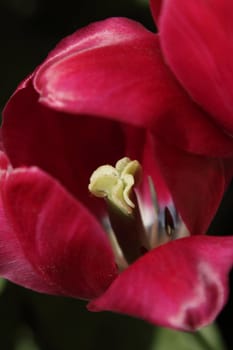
[89,157,189,270]
[88,157,141,216]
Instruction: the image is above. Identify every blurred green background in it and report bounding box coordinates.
[0,0,232,349]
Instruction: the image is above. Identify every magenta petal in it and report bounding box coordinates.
[152,137,226,234]
[156,0,233,135]
[150,0,163,22]
[0,202,61,294]
[0,155,117,299]
[88,235,233,331]
[2,79,125,217]
[0,152,61,294]
[33,17,233,157]
[123,127,172,205]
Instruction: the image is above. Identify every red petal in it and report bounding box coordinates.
[88,235,233,331]
[0,203,62,294]
[0,154,117,299]
[2,79,125,217]
[152,136,226,234]
[122,127,173,232]
[0,152,60,294]
[123,126,171,204]
[150,0,163,22]
[33,17,233,157]
[155,0,233,135]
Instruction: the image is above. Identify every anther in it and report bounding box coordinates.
[165,207,175,237]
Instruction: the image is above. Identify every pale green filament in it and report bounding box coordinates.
[88,157,142,215]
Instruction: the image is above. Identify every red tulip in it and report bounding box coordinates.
[0,0,232,331]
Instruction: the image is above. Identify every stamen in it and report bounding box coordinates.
[88,157,189,267]
[89,157,149,264]
[102,218,128,271]
[88,157,141,215]
[165,207,175,238]
[147,177,160,248]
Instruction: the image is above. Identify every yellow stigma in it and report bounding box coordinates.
[88,157,142,215]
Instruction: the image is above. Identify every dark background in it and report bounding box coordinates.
[0,0,232,349]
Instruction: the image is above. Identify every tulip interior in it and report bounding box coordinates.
[89,157,189,270]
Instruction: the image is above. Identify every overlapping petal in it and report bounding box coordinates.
[0,152,60,294]
[0,152,118,299]
[2,80,229,235]
[122,126,171,205]
[150,0,162,22]
[2,79,125,217]
[125,128,227,234]
[88,235,233,331]
[0,5,232,331]
[152,136,226,234]
[151,0,233,135]
[31,18,233,157]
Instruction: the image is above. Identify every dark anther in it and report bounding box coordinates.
[164,207,175,237]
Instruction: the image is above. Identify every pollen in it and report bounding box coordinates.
[88,157,142,215]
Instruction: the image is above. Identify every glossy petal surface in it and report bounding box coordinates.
[88,236,233,331]
[2,79,228,235]
[123,127,171,204]
[1,8,232,331]
[0,153,117,299]
[153,0,233,135]
[33,18,233,157]
[2,80,125,217]
[152,136,226,234]
[0,153,60,294]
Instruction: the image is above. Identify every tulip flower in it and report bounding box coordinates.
[0,0,232,331]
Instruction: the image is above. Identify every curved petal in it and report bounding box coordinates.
[154,0,233,135]
[32,18,233,157]
[150,0,162,22]
[88,235,233,331]
[0,153,118,299]
[0,152,61,294]
[126,130,231,236]
[0,202,62,295]
[123,126,171,204]
[37,17,157,71]
[122,126,173,234]
[152,135,226,234]
[2,79,125,217]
